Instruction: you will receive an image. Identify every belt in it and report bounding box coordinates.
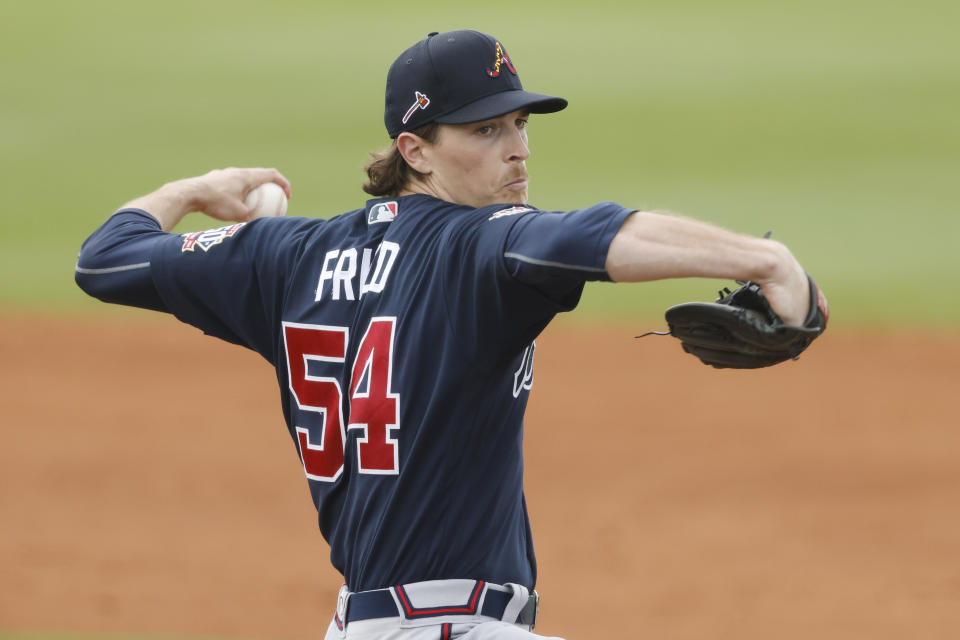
[339,580,539,628]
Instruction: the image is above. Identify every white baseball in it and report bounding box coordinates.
[244,182,288,218]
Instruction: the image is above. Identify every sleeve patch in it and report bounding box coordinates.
[488,206,533,220]
[181,223,247,252]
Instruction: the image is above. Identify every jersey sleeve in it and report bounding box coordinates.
[502,202,635,299]
[76,208,316,364]
[440,202,633,359]
[75,209,171,312]
[149,214,316,363]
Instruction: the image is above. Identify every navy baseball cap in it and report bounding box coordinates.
[384,30,568,138]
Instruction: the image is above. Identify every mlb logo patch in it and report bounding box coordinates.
[368,201,398,225]
[181,223,246,252]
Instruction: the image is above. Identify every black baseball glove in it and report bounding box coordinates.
[656,275,829,369]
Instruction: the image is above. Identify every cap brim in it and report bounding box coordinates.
[435,90,568,125]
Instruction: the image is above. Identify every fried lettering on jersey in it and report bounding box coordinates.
[315,241,400,302]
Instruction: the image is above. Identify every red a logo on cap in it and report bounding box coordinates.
[402,91,430,125]
[486,42,517,78]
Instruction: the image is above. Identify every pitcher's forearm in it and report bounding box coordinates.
[606,211,810,325]
[606,211,775,281]
[119,168,292,232]
[122,178,205,231]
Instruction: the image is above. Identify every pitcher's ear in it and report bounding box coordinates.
[397,131,433,175]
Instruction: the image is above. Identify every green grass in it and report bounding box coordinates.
[1,0,958,326]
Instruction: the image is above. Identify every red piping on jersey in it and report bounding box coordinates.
[441,623,452,639]
[394,580,485,616]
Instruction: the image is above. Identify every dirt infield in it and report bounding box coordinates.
[2,312,959,640]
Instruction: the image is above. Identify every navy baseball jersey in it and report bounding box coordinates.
[76,194,633,591]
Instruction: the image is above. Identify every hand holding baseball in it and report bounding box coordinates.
[244,181,288,218]
[122,167,292,231]
[189,168,291,222]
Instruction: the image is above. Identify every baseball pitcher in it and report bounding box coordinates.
[76,30,826,640]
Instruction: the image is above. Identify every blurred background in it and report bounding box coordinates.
[2,2,959,640]
[2,0,957,325]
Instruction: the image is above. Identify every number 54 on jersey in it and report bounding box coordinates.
[282,317,401,481]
